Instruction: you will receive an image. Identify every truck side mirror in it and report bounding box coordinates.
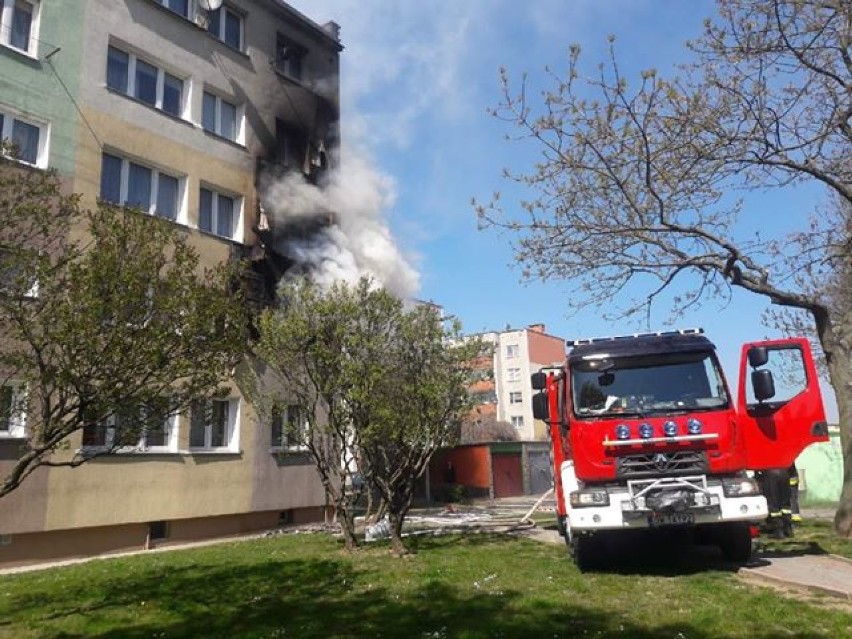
[751,369,775,402]
[748,346,769,368]
[531,371,548,390]
[532,392,549,420]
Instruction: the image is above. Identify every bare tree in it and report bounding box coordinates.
[476,0,852,535]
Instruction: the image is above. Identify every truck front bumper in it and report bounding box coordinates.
[567,476,768,532]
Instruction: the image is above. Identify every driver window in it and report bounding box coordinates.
[746,346,807,405]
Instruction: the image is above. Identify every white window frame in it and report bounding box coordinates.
[269,404,309,453]
[511,415,524,430]
[0,105,49,168]
[189,397,240,453]
[107,44,187,119]
[206,4,244,51]
[81,405,178,453]
[201,90,243,144]
[506,367,521,383]
[199,184,242,241]
[101,152,186,224]
[509,391,523,405]
[0,0,40,57]
[506,344,519,359]
[0,382,27,438]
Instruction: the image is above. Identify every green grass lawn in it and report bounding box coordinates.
[1,531,850,639]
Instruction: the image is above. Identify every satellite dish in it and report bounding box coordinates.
[198,0,224,11]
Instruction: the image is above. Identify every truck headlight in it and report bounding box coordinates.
[663,420,678,437]
[722,478,761,497]
[687,418,702,435]
[570,490,610,508]
[615,424,630,440]
[638,423,653,439]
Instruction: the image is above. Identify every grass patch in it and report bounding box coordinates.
[1,532,850,638]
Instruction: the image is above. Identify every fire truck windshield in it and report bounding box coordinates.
[572,351,729,418]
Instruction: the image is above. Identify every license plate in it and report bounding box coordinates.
[649,512,694,527]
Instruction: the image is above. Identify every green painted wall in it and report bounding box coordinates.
[0,0,85,175]
[796,425,843,503]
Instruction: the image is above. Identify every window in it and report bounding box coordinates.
[0,382,26,438]
[509,391,523,405]
[0,246,39,298]
[270,404,308,451]
[106,45,184,118]
[0,107,47,167]
[275,33,306,81]
[506,344,519,359]
[190,398,238,451]
[199,186,238,239]
[207,5,243,50]
[148,520,168,542]
[0,0,39,55]
[157,0,189,17]
[100,152,183,221]
[506,367,521,383]
[202,91,240,142]
[81,402,176,452]
[511,416,524,430]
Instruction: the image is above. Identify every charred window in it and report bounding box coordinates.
[275,33,307,81]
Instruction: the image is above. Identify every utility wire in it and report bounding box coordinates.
[44,49,104,151]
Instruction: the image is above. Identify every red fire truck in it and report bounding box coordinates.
[531,328,828,570]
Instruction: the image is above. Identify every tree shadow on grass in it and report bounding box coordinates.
[2,536,843,639]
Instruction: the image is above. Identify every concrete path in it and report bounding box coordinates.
[741,553,852,600]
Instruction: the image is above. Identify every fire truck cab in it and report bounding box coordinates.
[531,328,828,570]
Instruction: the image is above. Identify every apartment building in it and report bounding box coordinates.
[0,0,341,567]
[473,324,566,441]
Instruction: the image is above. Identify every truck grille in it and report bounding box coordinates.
[616,451,708,479]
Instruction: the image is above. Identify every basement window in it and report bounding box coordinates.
[148,520,169,541]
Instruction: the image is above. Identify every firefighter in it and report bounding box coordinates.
[789,463,802,524]
[761,468,794,539]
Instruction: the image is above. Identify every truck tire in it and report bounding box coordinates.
[572,534,604,572]
[556,515,567,538]
[718,522,753,564]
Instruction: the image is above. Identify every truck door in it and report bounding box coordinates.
[737,338,829,470]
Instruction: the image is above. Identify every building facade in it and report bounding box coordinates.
[472,324,566,441]
[0,0,341,567]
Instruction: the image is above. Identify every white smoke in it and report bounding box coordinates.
[260,147,421,299]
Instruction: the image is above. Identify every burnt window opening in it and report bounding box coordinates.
[274,118,308,172]
[275,33,307,81]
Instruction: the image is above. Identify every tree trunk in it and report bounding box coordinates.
[338,507,359,551]
[828,346,851,537]
[813,310,852,537]
[387,510,408,556]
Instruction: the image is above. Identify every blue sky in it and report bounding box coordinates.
[287,0,838,419]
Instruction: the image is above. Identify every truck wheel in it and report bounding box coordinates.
[718,523,753,564]
[572,534,604,572]
[556,515,567,538]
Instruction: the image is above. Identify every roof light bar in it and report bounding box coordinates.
[569,328,704,347]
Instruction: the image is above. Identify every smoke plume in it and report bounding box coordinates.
[260,148,420,299]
